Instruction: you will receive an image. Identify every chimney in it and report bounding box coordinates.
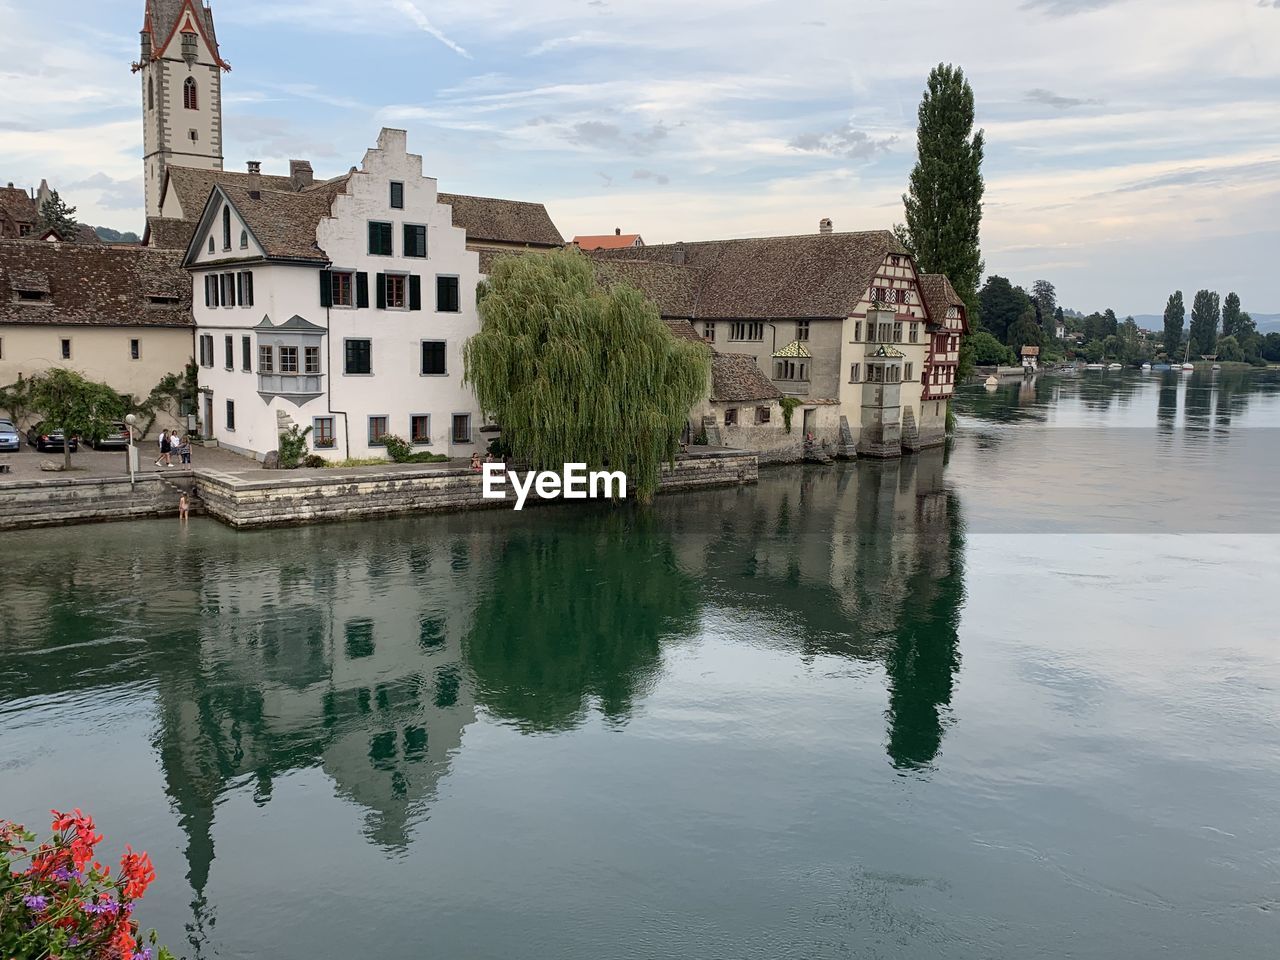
[672,242,686,266]
[246,160,261,199]
[615,227,621,236]
[289,159,314,191]
[819,217,833,236]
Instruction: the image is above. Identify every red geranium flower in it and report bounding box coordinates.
[119,846,156,900]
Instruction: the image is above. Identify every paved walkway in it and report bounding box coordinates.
[0,441,260,482]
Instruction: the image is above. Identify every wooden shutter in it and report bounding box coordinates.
[356,272,369,308]
[236,272,243,306]
[409,274,421,311]
[376,273,387,310]
[204,275,211,307]
[245,272,254,307]
[368,221,378,254]
[319,270,332,307]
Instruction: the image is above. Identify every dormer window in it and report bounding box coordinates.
[16,290,47,302]
[183,76,198,110]
[148,295,180,306]
[181,32,198,65]
[240,229,248,249]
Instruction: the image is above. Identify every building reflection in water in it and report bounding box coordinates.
[0,449,966,955]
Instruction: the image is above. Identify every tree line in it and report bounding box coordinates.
[1160,290,1277,365]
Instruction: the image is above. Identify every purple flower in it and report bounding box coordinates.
[52,866,80,881]
[23,894,49,911]
[83,898,121,915]
[132,950,153,960]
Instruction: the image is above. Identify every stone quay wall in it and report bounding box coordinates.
[0,472,192,530]
[195,451,758,529]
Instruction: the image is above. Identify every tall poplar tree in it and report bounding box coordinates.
[902,64,985,315]
[1221,292,1242,339]
[1188,289,1220,359]
[1162,291,1185,357]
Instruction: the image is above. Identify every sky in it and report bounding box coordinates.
[2,0,1278,317]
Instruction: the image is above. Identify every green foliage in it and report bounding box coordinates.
[1188,289,1220,358]
[901,63,985,314]
[779,396,802,433]
[0,375,36,430]
[303,454,327,468]
[334,457,391,467]
[1221,292,1243,339]
[1215,335,1245,363]
[977,276,1030,343]
[92,226,141,244]
[1084,339,1105,363]
[1264,332,1280,363]
[124,363,198,438]
[463,250,710,503]
[382,433,450,464]
[1006,307,1042,351]
[1032,280,1056,336]
[30,369,124,469]
[278,423,313,468]
[35,189,80,239]
[968,330,1014,365]
[693,427,708,446]
[1162,291,1186,357]
[487,435,512,459]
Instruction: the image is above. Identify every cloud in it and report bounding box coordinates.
[1021,0,1128,14]
[568,120,622,146]
[388,0,470,58]
[565,119,671,152]
[229,115,343,162]
[66,171,142,211]
[1025,88,1101,110]
[632,169,670,185]
[789,122,897,160]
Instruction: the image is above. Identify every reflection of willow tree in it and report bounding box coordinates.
[882,492,966,770]
[465,511,699,732]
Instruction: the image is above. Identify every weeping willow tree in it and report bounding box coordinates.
[463,250,709,503]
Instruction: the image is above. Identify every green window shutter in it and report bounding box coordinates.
[380,222,393,255]
[375,273,387,310]
[368,221,378,255]
[319,270,332,308]
[403,224,413,257]
[409,274,421,311]
[356,272,369,308]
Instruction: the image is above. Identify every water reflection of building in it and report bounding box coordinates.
[660,447,966,769]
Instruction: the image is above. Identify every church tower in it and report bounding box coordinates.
[136,0,228,218]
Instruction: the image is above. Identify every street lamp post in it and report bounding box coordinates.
[125,413,138,487]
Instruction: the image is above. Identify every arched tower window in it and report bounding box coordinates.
[222,206,231,250]
[147,75,154,110]
[183,77,198,110]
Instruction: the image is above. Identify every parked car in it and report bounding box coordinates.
[26,421,79,453]
[0,418,19,452]
[88,422,131,451]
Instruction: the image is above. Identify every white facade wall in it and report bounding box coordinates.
[190,129,483,462]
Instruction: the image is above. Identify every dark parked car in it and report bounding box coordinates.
[88,422,131,451]
[0,418,19,452]
[26,421,78,453]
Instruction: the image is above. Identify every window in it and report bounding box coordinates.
[702,321,715,342]
[240,229,248,249]
[404,224,426,258]
[849,362,860,383]
[368,416,389,445]
[451,413,472,444]
[60,338,71,360]
[224,335,233,369]
[220,273,234,307]
[878,321,894,343]
[226,400,235,431]
[0,337,3,360]
[436,275,460,312]
[420,340,446,375]
[313,417,335,449]
[796,320,810,341]
[258,344,274,373]
[390,181,405,209]
[724,408,738,426]
[775,359,805,381]
[238,271,254,307]
[188,129,198,143]
[279,346,299,374]
[17,290,46,302]
[207,237,214,254]
[18,224,30,237]
[130,338,141,360]
[222,206,231,250]
[853,320,862,341]
[148,76,154,110]
[242,336,252,371]
[305,346,321,375]
[345,339,372,375]
[755,406,771,425]
[893,322,903,343]
[330,271,353,307]
[148,295,179,306]
[385,273,406,309]
[909,322,919,343]
[183,76,197,110]
[368,221,393,256]
[199,334,213,367]
[904,362,914,381]
[410,415,431,444]
[730,321,763,341]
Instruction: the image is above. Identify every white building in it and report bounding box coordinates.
[185,128,485,461]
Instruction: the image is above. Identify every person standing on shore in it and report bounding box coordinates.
[178,433,192,465]
[178,492,189,521]
[155,430,169,467]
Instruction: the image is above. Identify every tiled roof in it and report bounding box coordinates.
[145,215,197,251]
[918,273,964,328]
[662,318,706,344]
[437,192,564,247]
[593,230,907,319]
[164,166,297,221]
[1021,345,1040,356]
[214,178,350,262]
[0,186,37,226]
[145,0,223,65]
[772,339,811,359]
[867,345,906,359]
[593,258,703,318]
[574,233,642,250]
[711,353,784,403]
[0,239,192,328]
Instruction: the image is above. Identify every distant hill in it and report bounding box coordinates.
[93,225,141,244]
[1133,312,1280,334]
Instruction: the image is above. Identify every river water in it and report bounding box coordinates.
[2,369,1277,959]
